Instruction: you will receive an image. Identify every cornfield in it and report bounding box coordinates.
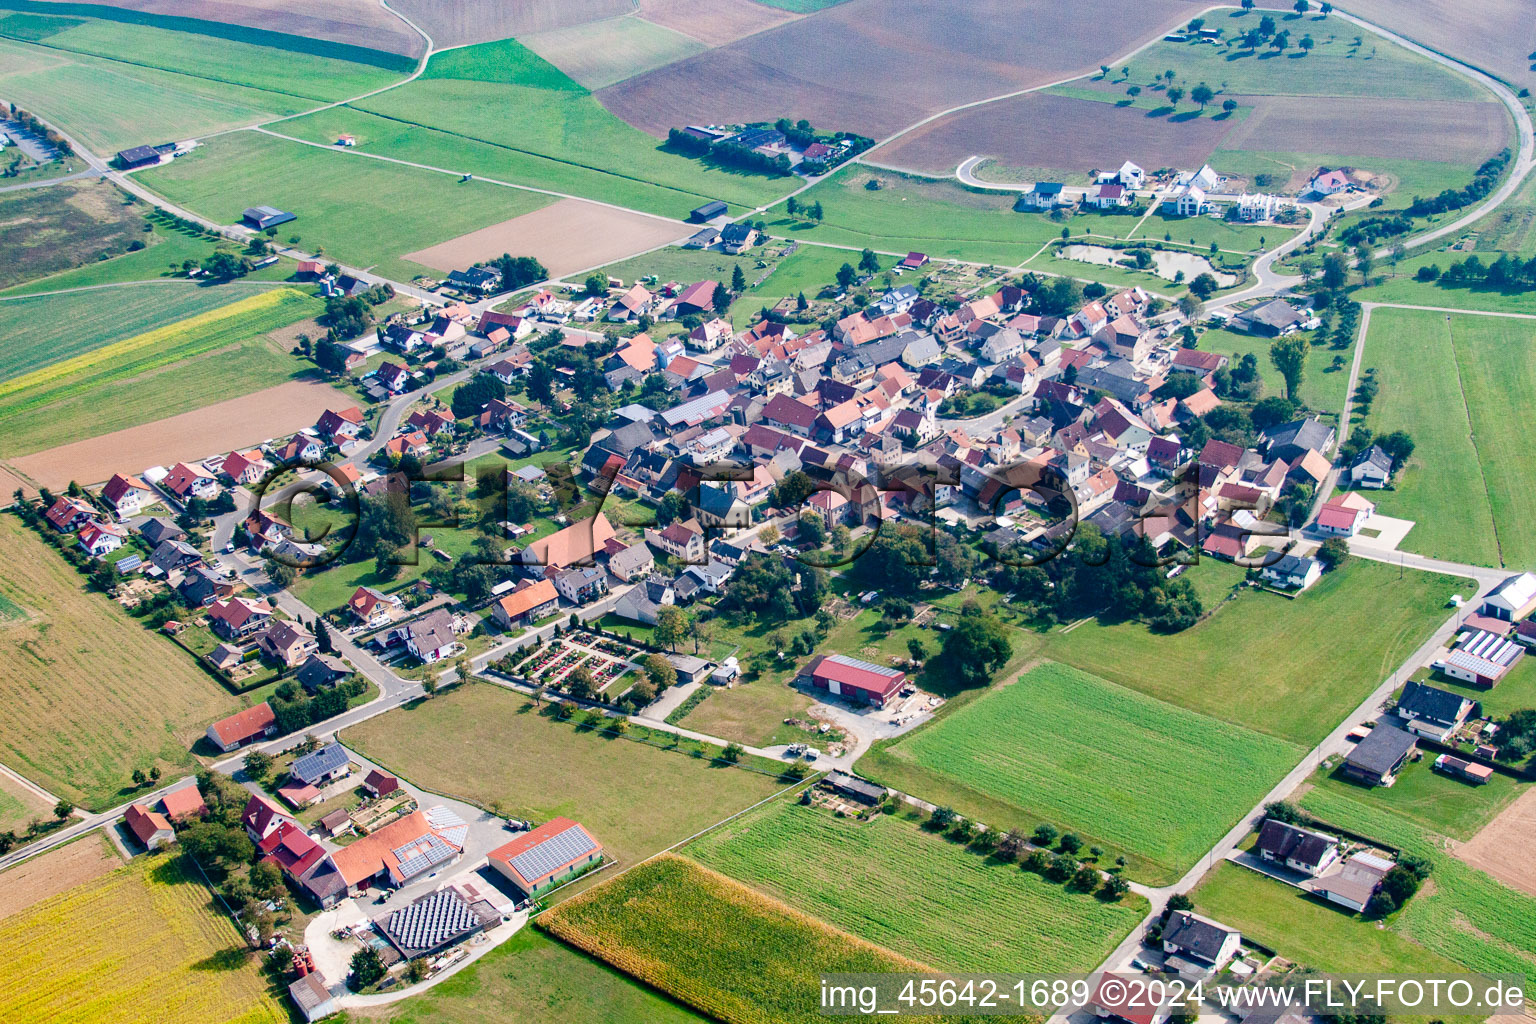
[539,854,1016,1024]
[0,852,286,1024]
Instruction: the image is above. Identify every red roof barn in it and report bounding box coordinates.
[804,654,906,708]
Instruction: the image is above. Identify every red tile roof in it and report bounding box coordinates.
[209,702,276,747]
[488,817,601,889]
[124,804,172,846]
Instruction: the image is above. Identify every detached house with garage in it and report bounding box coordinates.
[1255,819,1339,877]
[1161,910,1241,974]
[1347,445,1393,488]
[1342,724,1416,787]
[162,461,220,502]
[101,473,154,519]
[207,702,278,753]
[1395,680,1475,741]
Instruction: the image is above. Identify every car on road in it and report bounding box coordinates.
[223,541,235,553]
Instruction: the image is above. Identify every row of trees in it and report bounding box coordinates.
[1405,149,1510,219]
[1417,252,1536,292]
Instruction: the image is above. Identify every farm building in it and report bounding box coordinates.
[803,653,906,708]
[288,973,338,1023]
[329,808,467,895]
[1433,753,1494,785]
[363,769,400,798]
[205,702,277,752]
[242,205,296,230]
[823,772,886,806]
[377,888,498,959]
[1480,572,1536,621]
[124,803,174,850]
[1394,680,1475,741]
[1442,628,1525,687]
[492,578,559,629]
[689,200,728,222]
[114,145,160,169]
[488,817,603,898]
[1232,298,1309,337]
[159,785,207,823]
[1254,819,1338,877]
[667,653,713,686]
[1342,724,1416,787]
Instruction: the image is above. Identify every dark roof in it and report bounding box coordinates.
[1255,819,1336,869]
[1264,417,1333,455]
[1397,680,1469,728]
[825,772,886,803]
[720,223,754,243]
[1346,724,1416,776]
[1351,443,1393,472]
[690,200,728,220]
[116,145,159,164]
[290,743,349,785]
[1162,910,1236,962]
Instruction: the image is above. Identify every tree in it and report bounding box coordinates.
[859,248,880,274]
[1190,83,1214,110]
[250,860,285,902]
[1241,0,1255,10]
[643,653,677,691]
[495,254,547,291]
[720,742,744,763]
[1059,832,1083,854]
[1187,273,1220,300]
[654,605,688,652]
[731,264,746,292]
[406,958,430,984]
[350,947,386,989]
[1320,1,1332,12]
[54,799,72,819]
[1167,892,1194,913]
[997,828,1028,861]
[808,200,823,222]
[421,674,437,697]
[1321,252,1350,290]
[1375,429,1415,468]
[1299,34,1315,54]
[1293,0,1309,13]
[566,665,594,700]
[1356,247,1376,284]
[1127,84,1142,99]
[1259,13,1276,36]
[265,560,295,589]
[786,196,800,216]
[1250,395,1297,431]
[1222,98,1238,115]
[1317,537,1351,570]
[1176,294,1203,321]
[798,510,827,548]
[242,749,273,781]
[1269,334,1308,401]
[711,282,731,311]
[906,638,927,664]
[1165,86,1184,108]
[315,618,334,655]
[836,262,857,289]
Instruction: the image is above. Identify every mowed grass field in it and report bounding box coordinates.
[0,850,286,1024]
[1355,250,1536,315]
[305,38,796,217]
[0,770,51,835]
[136,131,554,283]
[1311,756,1529,842]
[363,926,708,1024]
[1042,559,1465,746]
[1199,325,1355,415]
[540,854,996,1024]
[0,516,242,808]
[687,799,1147,972]
[521,15,707,89]
[0,286,320,457]
[1362,307,1536,568]
[340,684,784,872]
[0,11,405,153]
[1301,785,1536,990]
[0,283,252,383]
[859,663,1301,883]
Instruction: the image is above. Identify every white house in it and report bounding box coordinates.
[1255,819,1339,877]
[980,329,1025,364]
[1347,445,1393,488]
[1310,169,1350,196]
[1161,910,1241,973]
[77,520,126,557]
[1180,163,1219,192]
[1170,184,1208,218]
[101,473,154,519]
[1117,160,1145,188]
[1480,572,1536,621]
[1236,192,1280,222]
[1261,553,1322,591]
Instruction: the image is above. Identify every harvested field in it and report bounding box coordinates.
[404,197,688,279]
[386,0,632,49]
[596,0,1197,139]
[1339,0,1536,95]
[0,833,121,921]
[1218,96,1511,165]
[32,0,426,58]
[9,378,352,491]
[637,0,801,48]
[1454,780,1536,898]
[0,515,242,809]
[522,15,707,90]
[879,91,1238,176]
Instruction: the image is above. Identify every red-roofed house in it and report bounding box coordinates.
[1315,495,1374,537]
[124,804,174,850]
[803,653,906,708]
[208,596,273,639]
[492,578,559,629]
[347,585,403,628]
[363,769,399,799]
[43,495,96,532]
[317,407,366,446]
[208,702,278,752]
[673,280,719,315]
[220,449,270,486]
[487,817,603,897]
[77,520,127,557]
[101,473,153,519]
[763,393,819,436]
[160,785,207,823]
[162,461,219,501]
[899,251,929,270]
[241,792,294,843]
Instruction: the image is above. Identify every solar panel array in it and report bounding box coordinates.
[392,833,456,880]
[825,653,900,676]
[291,743,348,784]
[384,891,479,953]
[510,825,596,884]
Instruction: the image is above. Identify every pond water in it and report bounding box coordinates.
[1060,244,1237,287]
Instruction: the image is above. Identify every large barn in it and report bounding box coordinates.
[803,654,906,709]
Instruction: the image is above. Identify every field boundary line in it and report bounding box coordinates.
[1441,313,1507,567]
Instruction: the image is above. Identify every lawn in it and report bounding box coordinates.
[1355,253,1536,315]
[539,853,994,1024]
[0,515,246,808]
[1123,32,1481,102]
[136,131,554,283]
[0,283,256,384]
[0,286,319,457]
[589,245,772,296]
[1043,559,1466,746]
[1191,862,1462,974]
[363,926,708,1024]
[1432,655,1536,720]
[687,799,1147,972]
[340,684,785,874]
[1199,325,1355,414]
[315,38,795,217]
[859,663,1301,883]
[1301,785,1536,990]
[1362,308,1536,568]
[0,850,286,1024]
[1127,211,1293,253]
[0,770,51,835]
[1310,756,1528,842]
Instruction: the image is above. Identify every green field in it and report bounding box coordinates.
[1192,862,1463,974]
[687,799,1146,972]
[1361,308,1536,568]
[521,16,706,90]
[1042,559,1465,746]
[288,38,796,217]
[0,218,252,297]
[1301,785,1536,990]
[0,286,319,456]
[137,131,553,282]
[1128,211,1291,253]
[1123,32,1481,102]
[0,284,255,383]
[1355,251,1536,314]
[541,853,994,1024]
[341,684,785,873]
[859,663,1300,883]
[1311,756,1528,842]
[1199,325,1355,414]
[358,926,707,1024]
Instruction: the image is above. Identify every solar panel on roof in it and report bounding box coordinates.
[392,833,455,879]
[385,891,479,953]
[825,653,901,677]
[509,825,596,884]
